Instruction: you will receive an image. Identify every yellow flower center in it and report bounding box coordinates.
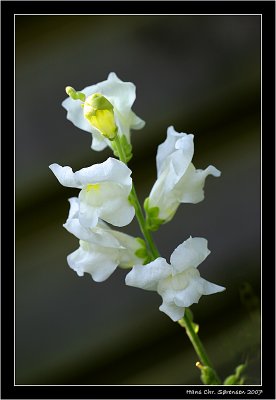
[86,183,100,192]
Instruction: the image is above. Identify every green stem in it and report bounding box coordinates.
[182,312,213,366]
[113,136,127,164]
[129,185,160,259]
[113,134,220,384]
[180,313,221,384]
[113,136,159,259]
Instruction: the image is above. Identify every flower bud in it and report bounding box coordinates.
[65,86,86,102]
[83,93,117,140]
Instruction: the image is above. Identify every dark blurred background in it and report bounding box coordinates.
[16,15,261,385]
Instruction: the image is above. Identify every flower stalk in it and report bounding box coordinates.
[179,313,221,384]
[113,134,222,384]
[53,73,228,385]
[113,135,159,260]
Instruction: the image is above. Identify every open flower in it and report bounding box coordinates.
[63,197,143,282]
[62,72,145,151]
[125,237,225,321]
[146,126,221,226]
[49,157,135,228]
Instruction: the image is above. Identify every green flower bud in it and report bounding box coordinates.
[65,86,86,102]
[83,93,117,140]
[196,362,219,385]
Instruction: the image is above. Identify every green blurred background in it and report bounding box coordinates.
[16,15,261,385]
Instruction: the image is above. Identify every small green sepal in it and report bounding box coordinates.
[135,237,152,264]
[144,197,165,231]
[178,309,199,333]
[196,362,219,385]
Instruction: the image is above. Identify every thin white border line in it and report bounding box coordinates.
[14,384,262,388]
[14,13,263,388]
[14,12,16,388]
[14,384,263,387]
[260,12,262,387]
[14,14,262,16]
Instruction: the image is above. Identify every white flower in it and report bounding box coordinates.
[62,72,145,151]
[49,157,135,228]
[147,126,221,224]
[125,237,225,321]
[64,197,142,282]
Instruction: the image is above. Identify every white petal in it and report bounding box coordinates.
[176,164,221,204]
[64,217,119,247]
[78,199,99,228]
[67,197,80,219]
[75,157,132,188]
[62,97,92,133]
[173,279,203,307]
[111,230,139,251]
[199,277,225,295]
[125,258,171,291]
[90,128,110,151]
[101,72,136,114]
[64,197,134,248]
[120,251,141,268]
[64,217,93,241]
[156,126,194,178]
[173,275,225,307]
[148,161,180,221]
[67,241,118,282]
[129,110,145,130]
[157,275,176,302]
[111,231,142,267]
[170,237,210,274]
[78,179,134,228]
[49,164,82,188]
[159,301,184,322]
[100,196,135,227]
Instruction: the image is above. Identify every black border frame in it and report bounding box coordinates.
[3,1,275,399]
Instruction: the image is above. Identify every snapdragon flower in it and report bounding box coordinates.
[63,197,143,282]
[62,72,145,150]
[49,157,135,228]
[125,237,225,321]
[145,126,221,227]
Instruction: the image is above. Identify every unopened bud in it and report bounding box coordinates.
[83,93,117,140]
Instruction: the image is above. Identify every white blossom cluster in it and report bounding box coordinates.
[50,73,224,321]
